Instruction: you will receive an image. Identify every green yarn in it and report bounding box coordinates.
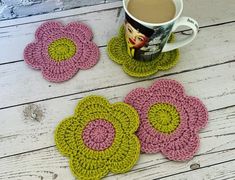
[148,103,180,134]
[107,26,179,77]
[48,38,76,61]
[54,95,140,180]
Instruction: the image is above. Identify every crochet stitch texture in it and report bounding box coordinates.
[54,95,140,179]
[107,26,179,77]
[125,79,208,161]
[24,21,99,82]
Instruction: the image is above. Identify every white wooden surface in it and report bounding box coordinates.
[0,0,235,179]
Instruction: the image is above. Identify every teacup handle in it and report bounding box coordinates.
[162,17,199,52]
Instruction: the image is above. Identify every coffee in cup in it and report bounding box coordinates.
[127,0,176,24]
[123,0,199,61]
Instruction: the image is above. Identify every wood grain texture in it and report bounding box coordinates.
[0,0,235,179]
[1,0,235,63]
[0,61,235,157]
[0,1,123,28]
[0,22,234,109]
[0,0,105,20]
[162,160,235,180]
[0,105,235,180]
[0,7,124,64]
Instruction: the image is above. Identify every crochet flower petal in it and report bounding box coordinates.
[107,37,127,64]
[136,124,164,153]
[77,42,100,70]
[75,96,111,117]
[109,135,140,173]
[112,102,139,133]
[184,97,208,131]
[150,79,185,98]
[65,22,93,41]
[155,50,179,70]
[162,129,200,161]
[42,64,79,83]
[124,88,149,111]
[123,60,159,77]
[24,42,43,69]
[70,154,109,180]
[54,117,82,156]
[35,21,62,40]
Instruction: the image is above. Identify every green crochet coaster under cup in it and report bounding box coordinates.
[107,26,180,77]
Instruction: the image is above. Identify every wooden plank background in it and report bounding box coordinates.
[0,0,118,20]
[0,0,235,179]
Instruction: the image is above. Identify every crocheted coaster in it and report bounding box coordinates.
[24,21,99,82]
[125,79,208,161]
[54,95,140,179]
[107,26,179,77]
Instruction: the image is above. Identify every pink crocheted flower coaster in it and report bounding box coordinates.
[24,21,99,82]
[125,79,208,161]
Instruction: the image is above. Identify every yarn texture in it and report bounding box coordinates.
[24,21,99,82]
[125,79,208,161]
[54,95,140,179]
[107,26,179,77]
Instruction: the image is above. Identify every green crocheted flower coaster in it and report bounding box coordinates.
[54,95,140,180]
[107,26,179,77]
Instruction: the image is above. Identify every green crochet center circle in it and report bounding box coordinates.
[48,38,76,62]
[148,103,180,134]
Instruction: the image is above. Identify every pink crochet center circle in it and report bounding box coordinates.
[82,119,115,151]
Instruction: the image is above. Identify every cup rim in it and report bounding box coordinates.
[123,0,184,27]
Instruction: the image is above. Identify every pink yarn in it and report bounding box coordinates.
[82,119,115,151]
[125,79,208,161]
[24,21,99,82]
